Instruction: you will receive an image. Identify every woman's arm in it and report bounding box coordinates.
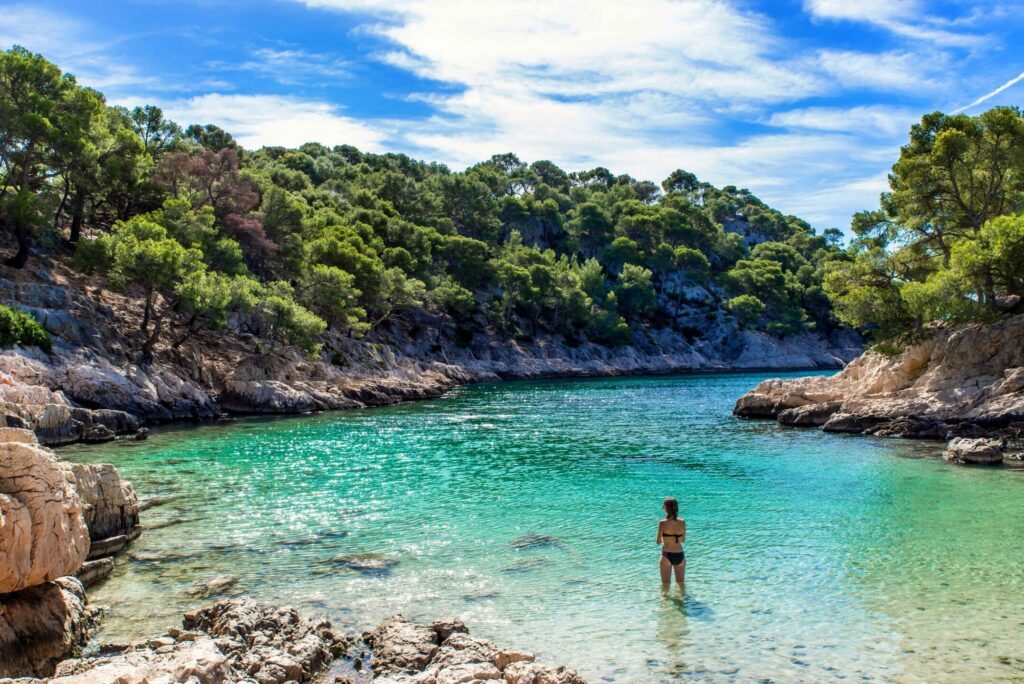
[680,520,686,544]
[656,520,663,545]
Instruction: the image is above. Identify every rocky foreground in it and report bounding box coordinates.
[0,428,139,677]
[0,258,859,447]
[734,315,1024,465]
[2,600,584,684]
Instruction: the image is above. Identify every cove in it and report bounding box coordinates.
[60,372,1024,683]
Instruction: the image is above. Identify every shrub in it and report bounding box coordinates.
[0,305,52,352]
[872,342,903,357]
[726,294,765,330]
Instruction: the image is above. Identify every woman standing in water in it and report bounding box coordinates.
[657,497,686,587]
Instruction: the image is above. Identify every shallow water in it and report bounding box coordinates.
[61,372,1024,683]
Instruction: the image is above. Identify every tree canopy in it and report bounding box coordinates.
[825,106,1024,342]
[1,47,851,362]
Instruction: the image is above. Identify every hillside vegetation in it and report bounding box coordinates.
[1,47,849,361]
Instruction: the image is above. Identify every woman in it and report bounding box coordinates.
[656,497,686,586]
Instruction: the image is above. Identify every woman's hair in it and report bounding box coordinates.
[663,497,679,519]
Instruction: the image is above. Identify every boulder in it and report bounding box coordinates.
[430,617,469,641]
[0,428,89,593]
[68,462,141,548]
[0,577,94,678]
[777,401,843,427]
[943,437,1003,465]
[367,615,440,675]
[183,598,334,683]
[47,636,232,683]
[366,616,584,684]
[504,660,587,684]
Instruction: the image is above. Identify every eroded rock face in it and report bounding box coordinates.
[944,437,1004,465]
[0,577,94,678]
[735,315,1024,438]
[0,428,89,594]
[367,615,585,684]
[68,462,141,551]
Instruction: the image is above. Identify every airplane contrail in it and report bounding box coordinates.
[953,70,1024,113]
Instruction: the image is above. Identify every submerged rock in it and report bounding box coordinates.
[186,574,240,599]
[943,437,1004,465]
[333,553,399,575]
[510,533,562,549]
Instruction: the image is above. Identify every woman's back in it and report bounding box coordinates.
[660,518,686,551]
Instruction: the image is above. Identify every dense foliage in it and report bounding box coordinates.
[1,47,847,361]
[825,107,1024,341]
[0,304,51,351]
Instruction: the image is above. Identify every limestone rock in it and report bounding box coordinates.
[0,428,88,593]
[0,577,94,678]
[40,598,338,684]
[68,462,140,547]
[430,617,469,642]
[503,661,587,684]
[367,615,440,675]
[777,401,843,427]
[735,315,1024,443]
[47,636,231,683]
[182,598,333,683]
[74,558,113,588]
[367,616,584,684]
[943,437,1003,465]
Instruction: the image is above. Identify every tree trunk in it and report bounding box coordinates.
[69,186,86,243]
[53,184,69,233]
[141,289,153,333]
[140,311,164,363]
[4,223,31,269]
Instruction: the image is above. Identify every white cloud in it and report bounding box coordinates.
[222,48,352,86]
[287,0,934,229]
[817,50,942,92]
[804,0,985,46]
[768,105,920,137]
[0,5,159,93]
[135,94,391,151]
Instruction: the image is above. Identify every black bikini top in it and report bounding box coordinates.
[662,521,685,539]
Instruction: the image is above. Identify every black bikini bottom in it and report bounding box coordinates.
[663,551,685,566]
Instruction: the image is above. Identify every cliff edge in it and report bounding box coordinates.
[734,315,1024,463]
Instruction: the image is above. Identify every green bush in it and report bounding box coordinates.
[0,305,52,352]
[726,294,765,330]
[872,341,903,357]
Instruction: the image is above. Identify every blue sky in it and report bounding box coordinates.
[2,0,1023,230]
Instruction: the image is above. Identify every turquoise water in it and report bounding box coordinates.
[61,373,1024,683]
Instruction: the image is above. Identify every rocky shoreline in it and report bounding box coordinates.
[734,315,1024,466]
[1,258,860,447]
[0,427,585,682]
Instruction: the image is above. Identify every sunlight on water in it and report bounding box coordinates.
[60,372,1024,683]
